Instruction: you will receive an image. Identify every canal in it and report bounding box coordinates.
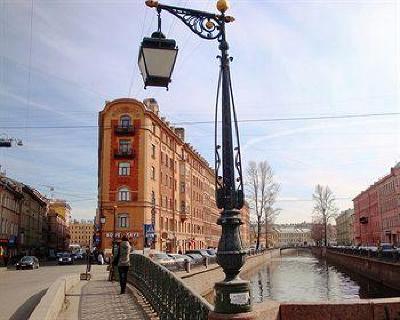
[248,249,400,303]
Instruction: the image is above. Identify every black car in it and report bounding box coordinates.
[16,256,39,270]
[58,253,74,265]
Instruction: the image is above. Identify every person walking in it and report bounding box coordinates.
[117,235,131,294]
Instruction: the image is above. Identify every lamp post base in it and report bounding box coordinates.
[213,278,252,314]
[208,311,256,320]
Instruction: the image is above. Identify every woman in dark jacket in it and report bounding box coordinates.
[117,235,132,294]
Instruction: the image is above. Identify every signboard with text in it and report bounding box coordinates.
[105,232,139,239]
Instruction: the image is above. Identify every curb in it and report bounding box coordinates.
[29,274,80,320]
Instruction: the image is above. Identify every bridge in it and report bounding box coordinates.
[279,246,312,255]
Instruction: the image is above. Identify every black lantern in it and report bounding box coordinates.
[138,31,178,89]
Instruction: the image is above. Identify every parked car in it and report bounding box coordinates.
[75,253,83,260]
[206,249,217,256]
[380,243,396,252]
[185,249,213,258]
[16,256,39,270]
[185,253,203,263]
[58,253,74,265]
[149,253,174,265]
[167,254,187,263]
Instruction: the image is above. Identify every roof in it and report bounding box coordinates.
[0,175,48,205]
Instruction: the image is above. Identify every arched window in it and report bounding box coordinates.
[120,115,131,128]
[118,187,130,201]
[118,162,130,176]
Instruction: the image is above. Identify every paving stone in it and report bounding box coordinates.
[79,277,149,320]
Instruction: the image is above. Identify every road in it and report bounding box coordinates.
[0,262,91,320]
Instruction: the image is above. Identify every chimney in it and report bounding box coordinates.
[143,98,159,116]
[175,128,185,141]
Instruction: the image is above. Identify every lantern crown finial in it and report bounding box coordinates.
[145,0,158,8]
[216,0,229,13]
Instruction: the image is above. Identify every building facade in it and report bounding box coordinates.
[275,227,312,247]
[353,163,400,246]
[0,175,48,262]
[48,200,71,251]
[97,98,250,253]
[335,209,354,246]
[70,219,94,249]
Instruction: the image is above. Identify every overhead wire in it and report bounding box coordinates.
[1,111,399,130]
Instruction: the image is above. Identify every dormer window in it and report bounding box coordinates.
[120,115,131,128]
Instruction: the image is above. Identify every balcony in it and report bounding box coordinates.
[114,149,135,159]
[114,125,134,135]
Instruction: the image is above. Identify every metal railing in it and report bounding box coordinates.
[128,253,213,320]
[328,246,400,262]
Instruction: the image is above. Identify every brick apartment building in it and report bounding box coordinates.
[70,219,94,249]
[48,199,71,251]
[353,163,400,246]
[97,98,250,253]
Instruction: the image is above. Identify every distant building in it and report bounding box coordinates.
[250,223,313,248]
[275,227,312,247]
[335,209,354,246]
[70,219,94,249]
[48,200,71,251]
[353,162,400,246]
[97,98,250,253]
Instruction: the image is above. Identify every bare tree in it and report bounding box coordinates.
[312,185,338,246]
[246,161,280,250]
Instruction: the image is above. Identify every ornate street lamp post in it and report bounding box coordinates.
[140,0,251,316]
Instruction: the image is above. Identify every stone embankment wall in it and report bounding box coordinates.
[325,249,400,291]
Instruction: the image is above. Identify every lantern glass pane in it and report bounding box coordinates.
[138,53,147,79]
[142,48,177,78]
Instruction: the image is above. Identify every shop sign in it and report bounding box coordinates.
[8,235,17,246]
[105,232,138,239]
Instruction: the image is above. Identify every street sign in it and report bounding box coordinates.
[144,224,155,239]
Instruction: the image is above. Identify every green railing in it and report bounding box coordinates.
[128,253,213,320]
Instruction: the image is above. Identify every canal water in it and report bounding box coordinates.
[248,250,400,303]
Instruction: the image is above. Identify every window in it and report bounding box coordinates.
[118,162,130,176]
[119,140,130,152]
[151,166,155,180]
[152,123,156,134]
[118,187,130,201]
[151,144,156,159]
[120,115,131,128]
[118,214,128,228]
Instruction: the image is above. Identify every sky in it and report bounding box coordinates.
[0,0,399,223]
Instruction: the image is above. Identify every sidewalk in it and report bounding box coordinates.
[58,266,153,320]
